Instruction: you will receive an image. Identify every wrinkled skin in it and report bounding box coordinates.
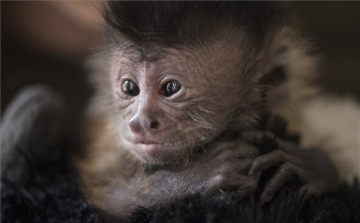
[242,131,339,205]
[142,138,260,199]
[95,129,338,223]
[88,136,261,222]
[134,131,338,206]
[105,43,250,165]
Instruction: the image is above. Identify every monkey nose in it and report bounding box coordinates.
[129,116,161,134]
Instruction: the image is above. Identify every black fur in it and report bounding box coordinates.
[130,114,360,223]
[130,181,360,223]
[103,1,286,49]
[2,114,359,223]
[1,138,102,223]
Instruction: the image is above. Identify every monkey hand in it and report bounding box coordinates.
[241,131,339,205]
[146,139,260,201]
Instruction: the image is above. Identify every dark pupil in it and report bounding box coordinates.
[122,80,139,96]
[163,81,181,97]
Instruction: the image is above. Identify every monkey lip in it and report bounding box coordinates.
[135,141,160,145]
[123,136,180,155]
[124,136,186,163]
[126,138,175,147]
[133,141,175,147]
[131,140,180,160]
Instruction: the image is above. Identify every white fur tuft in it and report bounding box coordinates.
[299,95,360,182]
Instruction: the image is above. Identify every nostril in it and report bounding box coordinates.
[130,114,160,132]
[150,121,159,129]
[129,119,142,133]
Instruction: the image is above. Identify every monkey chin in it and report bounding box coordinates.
[121,137,189,165]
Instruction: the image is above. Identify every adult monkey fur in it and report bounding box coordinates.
[75,1,359,222]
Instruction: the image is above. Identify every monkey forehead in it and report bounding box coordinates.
[111,41,245,82]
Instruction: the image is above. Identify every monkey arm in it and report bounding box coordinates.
[241,131,339,205]
[1,85,64,183]
[77,135,261,222]
[144,139,260,198]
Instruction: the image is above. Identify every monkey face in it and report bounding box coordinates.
[108,42,252,164]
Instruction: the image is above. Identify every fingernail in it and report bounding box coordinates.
[248,166,257,176]
[259,193,273,206]
[248,168,254,175]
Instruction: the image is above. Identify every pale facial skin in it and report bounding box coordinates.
[110,42,249,164]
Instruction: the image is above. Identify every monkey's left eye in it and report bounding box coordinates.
[162,81,182,97]
[121,80,140,96]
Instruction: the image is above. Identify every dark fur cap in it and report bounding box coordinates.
[103,1,286,48]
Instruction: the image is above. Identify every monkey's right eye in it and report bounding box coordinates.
[121,80,140,96]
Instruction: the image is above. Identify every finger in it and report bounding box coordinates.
[248,150,285,176]
[216,175,258,199]
[212,145,258,163]
[241,131,279,155]
[273,138,298,154]
[232,185,258,200]
[298,184,320,202]
[259,162,296,205]
[218,158,253,176]
[234,143,260,158]
[241,131,298,155]
[241,131,275,145]
[237,158,254,175]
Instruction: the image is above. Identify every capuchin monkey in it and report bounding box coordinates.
[73,1,358,222]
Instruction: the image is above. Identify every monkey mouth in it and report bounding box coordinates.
[130,139,180,159]
[134,141,161,145]
[124,137,176,147]
[123,136,188,164]
[122,135,183,157]
[131,140,175,147]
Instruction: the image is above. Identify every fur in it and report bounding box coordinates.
[2,117,359,223]
[299,95,360,182]
[79,0,359,220]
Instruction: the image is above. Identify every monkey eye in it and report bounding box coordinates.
[121,80,140,96]
[162,81,182,97]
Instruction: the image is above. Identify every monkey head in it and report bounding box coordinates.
[90,2,289,165]
[110,43,255,164]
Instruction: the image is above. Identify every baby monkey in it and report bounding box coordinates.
[76,2,338,222]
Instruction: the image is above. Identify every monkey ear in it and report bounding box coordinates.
[259,27,318,114]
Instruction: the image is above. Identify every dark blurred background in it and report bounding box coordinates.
[1,1,359,126]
